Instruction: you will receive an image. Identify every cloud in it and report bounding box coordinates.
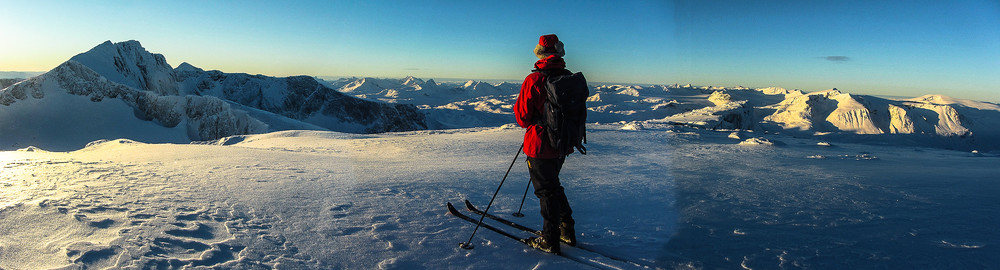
[822,56,850,62]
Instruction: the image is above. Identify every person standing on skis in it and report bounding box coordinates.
[514,34,577,254]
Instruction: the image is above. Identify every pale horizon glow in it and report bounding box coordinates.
[0,0,998,102]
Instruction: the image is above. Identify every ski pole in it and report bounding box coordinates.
[511,178,530,217]
[460,143,523,250]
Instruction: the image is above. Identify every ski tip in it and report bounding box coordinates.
[446,202,459,214]
[464,199,477,211]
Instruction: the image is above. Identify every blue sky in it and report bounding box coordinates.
[0,0,997,102]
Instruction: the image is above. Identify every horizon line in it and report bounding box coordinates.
[3,70,997,103]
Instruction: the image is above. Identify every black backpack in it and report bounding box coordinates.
[536,68,588,155]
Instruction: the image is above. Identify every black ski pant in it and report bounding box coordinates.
[527,156,573,245]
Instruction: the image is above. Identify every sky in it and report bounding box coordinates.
[0,0,997,102]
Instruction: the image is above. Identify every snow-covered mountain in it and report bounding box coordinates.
[3,40,997,152]
[648,86,999,151]
[326,77,1000,151]
[0,40,427,150]
[756,89,1000,149]
[0,61,267,151]
[69,40,180,96]
[172,64,425,133]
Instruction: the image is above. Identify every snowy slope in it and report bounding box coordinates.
[0,61,267,151]
[1,124,996,269]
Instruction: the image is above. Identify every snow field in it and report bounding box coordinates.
[2,123,998,269]
[660,128,998,269]
[0,125,680,269]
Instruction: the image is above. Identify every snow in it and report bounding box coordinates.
[1,41,426,150]
[0,61,268,151]
[69,40,180,95]
[737,137,778,146]
[2,124,997,269]
[0,84,190,151]
[3,40,1000,269]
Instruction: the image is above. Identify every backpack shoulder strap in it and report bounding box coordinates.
[531,68,571,77]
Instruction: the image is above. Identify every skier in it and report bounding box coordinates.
[514,34,577,254]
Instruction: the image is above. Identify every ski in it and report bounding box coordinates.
[447,202,639,270]
[464,200,541,234]
[463,199,661,269]
[447,202,528,244]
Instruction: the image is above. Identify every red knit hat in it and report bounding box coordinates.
[534,34,565,59]
[539,34,559,51]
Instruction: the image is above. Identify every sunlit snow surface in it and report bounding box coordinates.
[1,124,997,269]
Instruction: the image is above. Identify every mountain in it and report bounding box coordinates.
[4,40,997,152]
[72,40,426,134]
[69,40,180,95]
[764,89,884,134]
[0,61,267,151]
[173,65,425,133]
[0,78,24,89]
[759,89,1000,142]
[0,40,427,150]
[318,75,999,151]
[0,71,44,79]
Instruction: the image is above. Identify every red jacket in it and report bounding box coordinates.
[515,55,573,158]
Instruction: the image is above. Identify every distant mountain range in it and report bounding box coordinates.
[2,40,998,152]
[0,71,44,80]
[331,79,1000,152]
